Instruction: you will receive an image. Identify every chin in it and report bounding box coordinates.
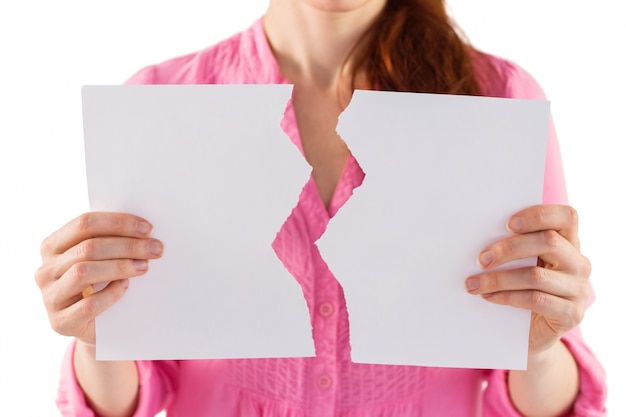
[301,0,386,13]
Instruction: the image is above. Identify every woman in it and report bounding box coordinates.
[38,0,606,416]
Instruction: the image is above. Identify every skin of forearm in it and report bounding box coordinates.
[508,340,580,417]
[73,340,140,417]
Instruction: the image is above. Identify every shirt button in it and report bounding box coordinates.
[318,302,334,317]
[318,374,332,389]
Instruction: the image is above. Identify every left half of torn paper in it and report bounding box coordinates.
[82,85,314,360]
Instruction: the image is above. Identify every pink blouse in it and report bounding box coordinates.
[57,18,607,417]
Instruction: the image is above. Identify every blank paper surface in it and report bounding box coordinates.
[319,91,549,369]
[83,85,314,360]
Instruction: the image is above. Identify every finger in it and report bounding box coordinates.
[466,266,582,299]
[41,212,153,257]
[479,289,584,329]
[478,230,580,272]
[51,237,163,279]
[49,259,149,310]
[506,205,580,249]
[48,279,130,340]
[35,263,57,290]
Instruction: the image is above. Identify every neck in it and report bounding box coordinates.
[264,0,385,89]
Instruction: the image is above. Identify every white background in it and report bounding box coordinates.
[0,0,624,415]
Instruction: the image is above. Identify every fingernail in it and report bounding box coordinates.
[149,240,163,256]
[137,221,152,235]
[133,259,148,271]
[466,277,480,291]
[120,279,129,289]
[507,217,523,233]
[478,250,493,268]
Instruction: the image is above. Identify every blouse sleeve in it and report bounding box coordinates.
[125,65,157,85]
[56,340,179,417]
[481,60,607,416]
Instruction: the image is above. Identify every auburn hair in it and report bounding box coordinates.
[349,0,493,96]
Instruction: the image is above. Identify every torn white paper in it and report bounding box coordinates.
[320,91,549,369]
[82,85,314,360]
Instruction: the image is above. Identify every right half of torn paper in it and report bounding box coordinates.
[319,91,549,370]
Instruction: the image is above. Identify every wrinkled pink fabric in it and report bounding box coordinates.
[57,18,607,417]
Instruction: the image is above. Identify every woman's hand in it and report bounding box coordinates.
[465,204,591,355]
[36,212,164,346]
